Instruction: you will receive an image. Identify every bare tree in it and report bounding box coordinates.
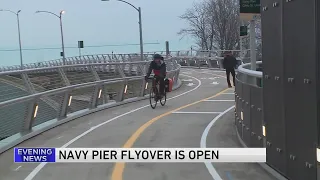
[178,2,211,50]
[179,0,240,51]
[206,0,240,50]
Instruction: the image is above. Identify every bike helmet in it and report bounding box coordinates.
[153,54,163,60]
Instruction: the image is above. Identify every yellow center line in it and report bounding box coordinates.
[111,88,230,180]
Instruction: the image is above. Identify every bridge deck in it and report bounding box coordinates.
[0,69,273,180]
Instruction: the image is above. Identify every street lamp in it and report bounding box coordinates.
[35,10,66,65]
[0,9,23,69]
[101,0,144,61]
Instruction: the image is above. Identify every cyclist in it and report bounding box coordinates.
[145,54,167,99]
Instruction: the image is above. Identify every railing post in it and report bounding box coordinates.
[174,70,179,85]
[58,68,70,86]
[20,73,38,132]
[116,80,126,102]
[58,91,72,119]
[89,84,102,109]
[107,54,112,61]
[90,65,100,81]
[21,73,36,93]
[196,59,201,68]
[207,58,213,68]
[139,78,147,97]
[56,68,71,119]
[88,65,102,109]
[186,58,191,66]
[115,65,126,102]
[22,99,38,131]
[114,55,118,61]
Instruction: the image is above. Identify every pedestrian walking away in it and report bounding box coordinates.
[222,51,236,88]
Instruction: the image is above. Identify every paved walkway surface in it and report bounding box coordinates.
[0,68,274,180]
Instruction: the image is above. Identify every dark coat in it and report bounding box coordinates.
[146,60,166,77]
[223,55,237,69]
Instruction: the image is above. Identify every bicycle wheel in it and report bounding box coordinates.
[160,91,166,106]
[149,86,157,109]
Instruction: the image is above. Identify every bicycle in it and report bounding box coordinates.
[147,75,167,109]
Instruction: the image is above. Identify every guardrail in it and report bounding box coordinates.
[234,62,288,180]
[0,49,247,72]
[0,57,181,154]
[234,62,263,151]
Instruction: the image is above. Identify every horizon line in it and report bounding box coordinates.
[0,42,161,51]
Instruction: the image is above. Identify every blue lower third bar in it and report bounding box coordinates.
[14,148,56,163]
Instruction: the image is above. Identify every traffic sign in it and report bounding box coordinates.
[240,0,260,21]
[78,41,84,48]
[240,0,260,14]
[240,26,248,36]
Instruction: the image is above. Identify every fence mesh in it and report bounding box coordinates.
[124,79,143,99]
[67,86,94,113]
[96,85,111,106]
[0,101,28,140]
[32,93,64,127]
[27,70,65,91]
[65,68,96,85]
[102,82,124,101]
[0,75,30,103]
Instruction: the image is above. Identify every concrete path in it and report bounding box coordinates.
[0,68,273,180]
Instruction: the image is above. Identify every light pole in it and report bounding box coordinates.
[249,19,256,71]
[190,45,197,56]
[0,9,23,69]
[35,10,66,65]
[101,0,144,61]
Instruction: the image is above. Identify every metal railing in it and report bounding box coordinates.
[234,62,264,152]
[0,57,180,154]
[237,61,263,87]
[0,49,247,72]
[234,62,289,180]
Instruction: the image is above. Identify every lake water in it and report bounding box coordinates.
[0,42,191,67]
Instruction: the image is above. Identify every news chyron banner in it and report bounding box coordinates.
[14,148,266,163]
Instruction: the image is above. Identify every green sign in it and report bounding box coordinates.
[78,41,84,48]
[240,26,247,36]
[240,0,260,14]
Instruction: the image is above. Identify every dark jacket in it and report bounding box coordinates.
[223,55,237,69]
[146,60,166,77]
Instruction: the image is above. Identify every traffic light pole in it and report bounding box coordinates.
[249,19,257,71]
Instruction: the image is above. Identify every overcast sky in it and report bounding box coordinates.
[0,0,196,50]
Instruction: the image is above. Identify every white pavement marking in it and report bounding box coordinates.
[14,166,22,171]
[211,82,219,85]
[56,136,63,140]
[186,83,195,86]
[181,79,193,82]
[200,78,207,80]
[24,74,202,180]
[200,106,235,180]
[209,77,219,80]
[172,111,222,114]
[203,100,234,102]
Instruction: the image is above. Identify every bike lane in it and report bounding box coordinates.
[0,69,225,180]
